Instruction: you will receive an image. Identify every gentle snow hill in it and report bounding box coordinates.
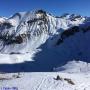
[54,61,90,73]
[0,72,90,90]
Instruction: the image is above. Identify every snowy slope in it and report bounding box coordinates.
[54,61,90,73]
[0,72,90,90]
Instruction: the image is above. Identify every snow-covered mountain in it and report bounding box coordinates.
[0,10,90,72]
[1,10,90,90]
[0,10,86,53]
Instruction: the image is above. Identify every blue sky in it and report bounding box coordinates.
[0,0,90,17]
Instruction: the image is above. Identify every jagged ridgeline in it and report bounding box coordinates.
[0,10,49,45]
[0,9,89,54]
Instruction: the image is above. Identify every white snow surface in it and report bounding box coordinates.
[0,72,90,90]
[0,60,90,90]
[54,60,90,73]
[0,53,34,64]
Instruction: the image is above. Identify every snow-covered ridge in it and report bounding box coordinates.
[54,61,90,73]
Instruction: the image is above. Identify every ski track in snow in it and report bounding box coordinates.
[0,72,90,90]
[35,76,47,90]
